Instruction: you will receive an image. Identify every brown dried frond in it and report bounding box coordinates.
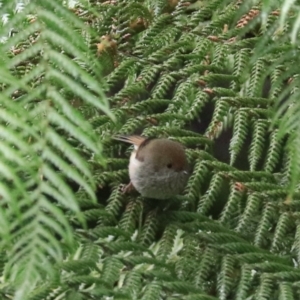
[97,35,117,55]
[236,9,260,28]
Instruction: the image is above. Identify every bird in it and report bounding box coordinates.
[114,135,190,199]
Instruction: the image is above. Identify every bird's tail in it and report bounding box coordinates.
[113,135,146,146]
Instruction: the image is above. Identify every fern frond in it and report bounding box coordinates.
[235,265,253,299]
[254,202,277,248]
[198,173,224,214]
[5,0,300,299]
[264,130,284,172]
[248,119,268,171]
[140,281,162,300]
[219,183,243,226]
[229,110,249,165]
[0,0,112,297]
[217,255,236,300]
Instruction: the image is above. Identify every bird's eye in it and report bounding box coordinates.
[167,163,172,168]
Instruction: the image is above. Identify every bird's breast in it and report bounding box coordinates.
[128,153,188,199]
[129,151,143,179]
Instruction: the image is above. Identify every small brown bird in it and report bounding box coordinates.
[114,135,190,199]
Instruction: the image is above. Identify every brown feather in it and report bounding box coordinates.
[113,135,146,146]
[135,137,155,162]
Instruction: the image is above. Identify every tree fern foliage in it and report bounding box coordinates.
[0,1,111,299]
[2,0,300,299]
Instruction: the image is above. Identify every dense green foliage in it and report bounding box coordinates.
[0,1,111,299]
[2,0,300,299]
